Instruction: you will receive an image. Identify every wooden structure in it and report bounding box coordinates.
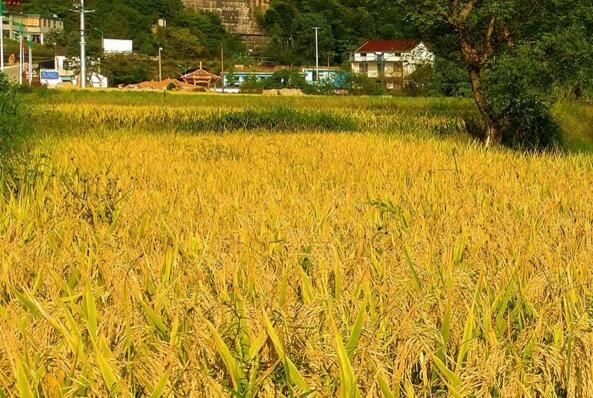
[180,64,220,90]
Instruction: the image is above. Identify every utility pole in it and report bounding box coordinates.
[220,42,224,93]
[0,1,5,72]
[17,20,24,85]
[73,0,93,88]
[313,27,320,83]
[79,0,86,88]
[158,46,163,82]
[27,36,33,85]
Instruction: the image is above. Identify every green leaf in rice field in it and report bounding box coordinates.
[15,355,34,398]
[92,337,120,394]
[83,284,98,340]
[206,320,245,392]
[335,323,361,398]
[262,311,310,393]
[233,272,252,361]
[403,248,422,290]
[437,298,452,364]
[346,300,365,362]
[12,289,65,334]
[248,331,268,362]
[150,368,172,398]
[429,352,462,398]
[12,289,44,319]
[279,267,289,308]
[376,372,397,398]
[138,297,169,340]
[456,294,477,370]
[298,267,314,304]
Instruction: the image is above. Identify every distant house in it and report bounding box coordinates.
[351,40,434,90]
[1,11,64,44]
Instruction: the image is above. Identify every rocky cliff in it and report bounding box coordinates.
[182,0,269,36]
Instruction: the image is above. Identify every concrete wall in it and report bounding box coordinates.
[182,0,269,35]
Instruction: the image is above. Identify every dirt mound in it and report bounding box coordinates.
[262,88,305,96]
[135,78,187,90]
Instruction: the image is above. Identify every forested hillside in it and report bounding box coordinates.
[14,0,416,66]
[17,0,243,61]
[260,0,418,65]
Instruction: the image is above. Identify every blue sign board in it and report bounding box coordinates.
[41,70,60,80]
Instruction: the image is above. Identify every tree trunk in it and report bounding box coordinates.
[467,66,501,147]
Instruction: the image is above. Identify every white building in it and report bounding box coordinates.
[351,40,434,90]
[55,56,108,88]
[1,12,63,44]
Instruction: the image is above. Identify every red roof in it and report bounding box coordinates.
[355,40,421,53]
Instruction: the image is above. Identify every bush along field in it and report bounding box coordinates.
[1,91,593,397]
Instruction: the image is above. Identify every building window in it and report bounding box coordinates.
[361,62,368,74]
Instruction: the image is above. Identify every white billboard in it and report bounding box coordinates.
[103,39,133,54]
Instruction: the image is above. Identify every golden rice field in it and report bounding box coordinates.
[1,92,593,397]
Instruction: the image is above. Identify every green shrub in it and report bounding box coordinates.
[239,75,264,94]
[262,70,310,91]
[341,73,385,96]
[428,57,472,98]
[484,56,562,150]
[102,54,155,86]
[0,73,29,156]
[404,64,433,97]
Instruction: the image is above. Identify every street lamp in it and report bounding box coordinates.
[94,27,104,49]
[158,46,163,82]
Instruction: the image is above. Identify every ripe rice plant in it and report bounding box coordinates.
[0,92,592,397]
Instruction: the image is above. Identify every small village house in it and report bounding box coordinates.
[351,40,434,90]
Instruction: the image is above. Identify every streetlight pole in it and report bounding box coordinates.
[94,27,104,75]
[158,46,163,82]
[313,27,320,83]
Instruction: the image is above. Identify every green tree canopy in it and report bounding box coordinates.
[397,0,593,148]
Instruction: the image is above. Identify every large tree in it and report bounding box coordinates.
[399,0,556,146]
